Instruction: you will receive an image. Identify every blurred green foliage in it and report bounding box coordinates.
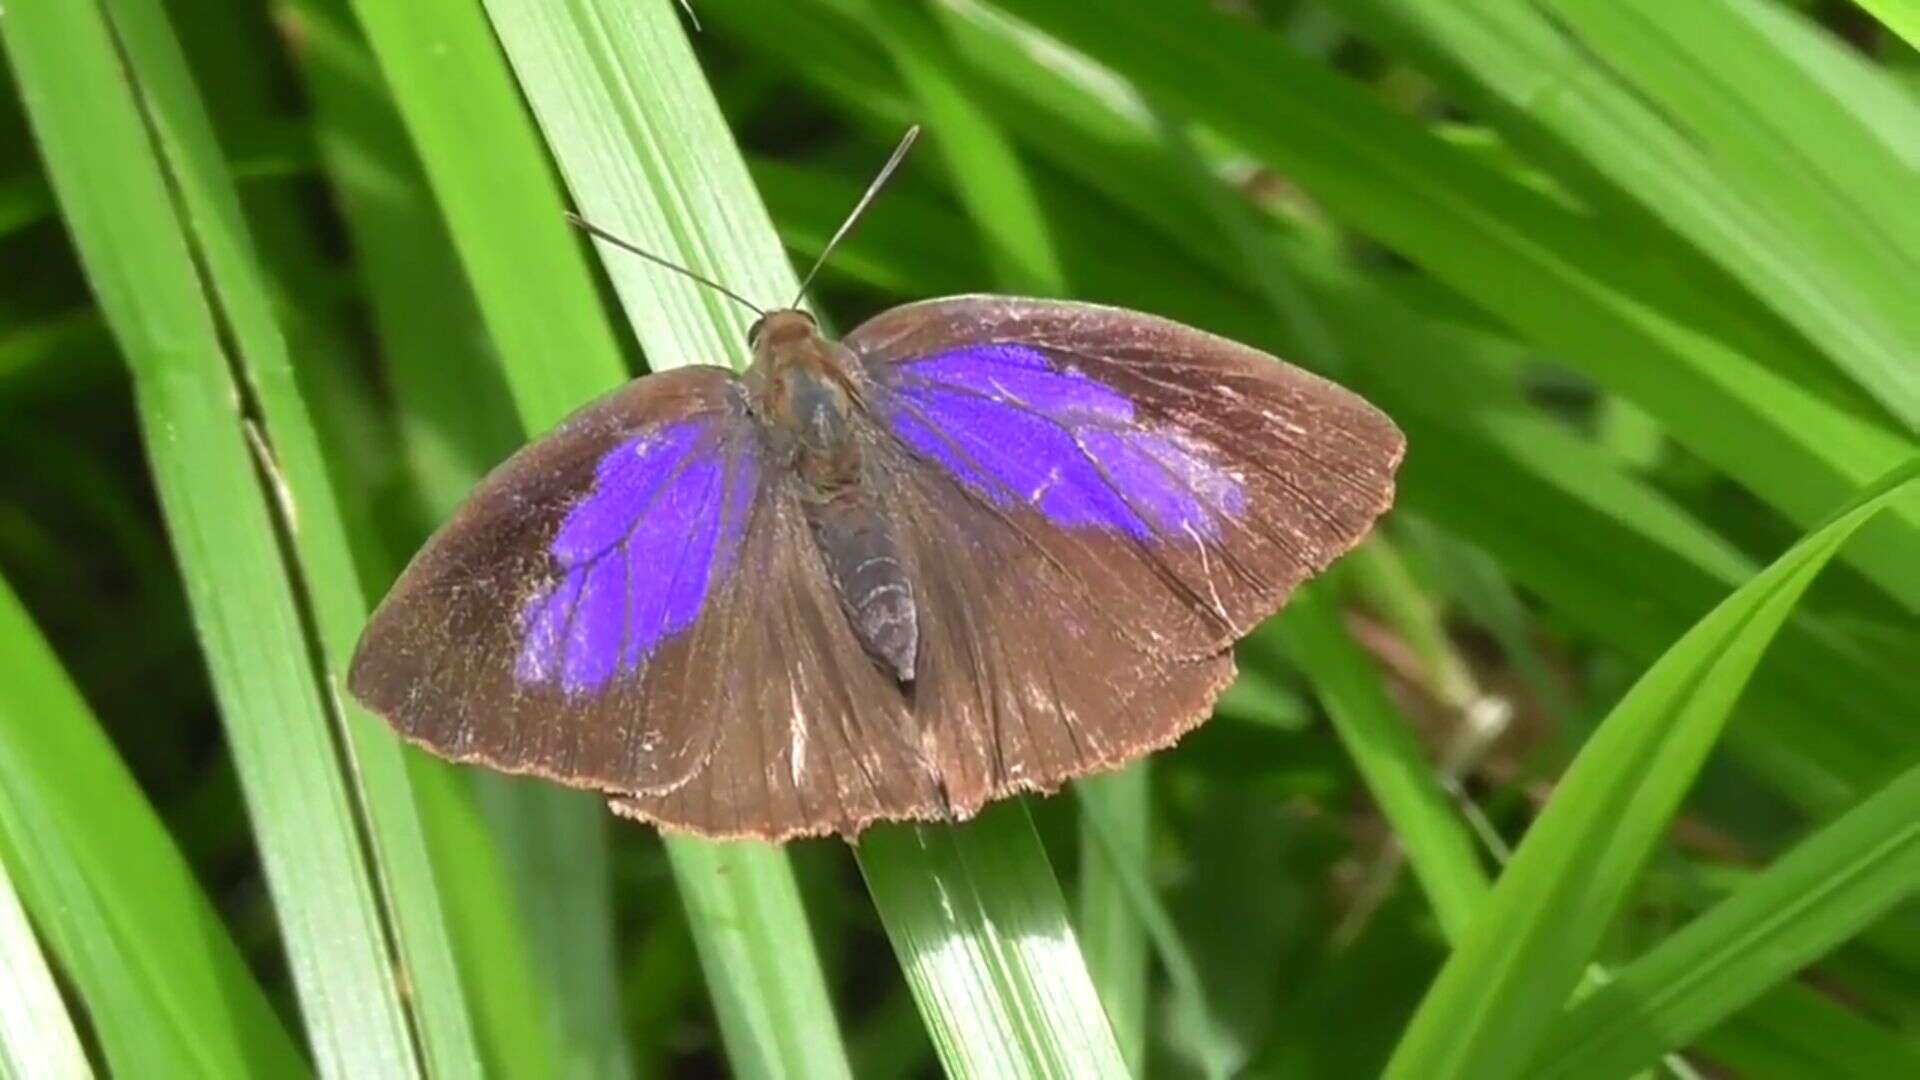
[0,0,1915,1076]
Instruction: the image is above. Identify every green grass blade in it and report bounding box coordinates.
[0,572,305,1077]
[662,841,859,1076]
[1384,458,1920,1080]
[472,1,852,1073]
[1076,784,1236,1076]
[91,0,489,1069]
[466,780,632,1079]
[397,769,556,1079]
[1741,1,1920,170]
[860,808,1131,1078]
[278,0,524,525]
[751,156,988,297]
[0,859,89,1080]
[479,2,1129,1073]
[851,8,1149,1059]
[1536,760,1920,1080]
[1334,0,1920,432]
[1074,767,1153,1071]
[342,0,633,426]
[1,1,422,1073]
[858,0,1064,294]
[1542,0,1920,428]
[1280,584,1489,942]
[334,0,654,1068]
[1854,0,1920,47]
[1694,980,1919,1078]
[275,2,572,1071]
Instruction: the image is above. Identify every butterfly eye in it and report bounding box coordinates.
[747,314,768,344]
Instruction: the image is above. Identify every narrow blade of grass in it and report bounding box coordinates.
[860,807,1131,1078]
[1280,583,1489,942]
[853,9,1151,1058]
[1694,980,1918,1078]
[473,1,852,1073]
[0,573,304,1076]
[1384,458,1920,1080]
[1552,0,1920,427]
[661,841,859,1075]
[1074,767,1153,1071]
[1076,784,1237,1076]
[0,855,89,1080]
[1536,760,1920,1080]
[1,1,422,1072]
[333,0,658,1067]
[341,0,634,426]
[857,0,1064,294]
[1334,0,1920,431]
[480,1,1131,1072]
[95,0,489,1069]
[1854,0,1920,48]
[278,0,524,526]
[277,2,572,1071]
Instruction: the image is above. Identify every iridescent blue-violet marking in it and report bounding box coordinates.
[516,421,757,695]
[889,344,1245,538]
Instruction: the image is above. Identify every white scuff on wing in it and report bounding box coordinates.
[1182,520,1230,626]
[788,682,808,787]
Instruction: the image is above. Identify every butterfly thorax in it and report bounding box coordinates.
[747,309,919,683]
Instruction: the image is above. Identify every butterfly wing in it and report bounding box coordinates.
[354,295,1404,837]
[608,490,946,839]
[878,452,1239,816]
[352,364,948,839]
[840,295,1403,812]
[846,295,1404,660]
[350,366,766,799]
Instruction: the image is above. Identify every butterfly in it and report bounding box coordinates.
[348,133,1403,842]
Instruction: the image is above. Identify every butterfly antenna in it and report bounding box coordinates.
[790,125,921,308]
[564,212,765,318]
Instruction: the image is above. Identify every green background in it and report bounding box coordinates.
[0,0,1916,1076]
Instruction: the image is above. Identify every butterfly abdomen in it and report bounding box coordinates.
[805,490,918,684]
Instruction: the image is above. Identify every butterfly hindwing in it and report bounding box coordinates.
[847,295,1404,661]
[875,447,1239,815]
[609,486,947,839]
[349,366,763,798]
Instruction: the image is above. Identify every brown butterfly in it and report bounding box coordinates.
[349,130,1403,841]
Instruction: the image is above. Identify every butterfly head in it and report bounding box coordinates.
[746,308,819,354]
[744,308,871,459]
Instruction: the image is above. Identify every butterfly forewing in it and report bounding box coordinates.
[846,296,1405,661]
[349,366,760,798]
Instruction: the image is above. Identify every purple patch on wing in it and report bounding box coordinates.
[890,344,1244,539]
[515,422,758,696]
